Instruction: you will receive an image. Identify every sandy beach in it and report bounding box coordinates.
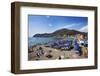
[28,45,87,61]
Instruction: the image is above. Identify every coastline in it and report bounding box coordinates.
[28,44,88,61]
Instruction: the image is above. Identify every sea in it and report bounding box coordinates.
[28,37,74,47]
[28,37,61,47]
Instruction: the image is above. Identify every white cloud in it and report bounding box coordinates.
[62,23,77,28]
[79,25,88,32]
[48,24,53,27]
[57,23,82,30]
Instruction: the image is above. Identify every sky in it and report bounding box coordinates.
[28,15,88,37]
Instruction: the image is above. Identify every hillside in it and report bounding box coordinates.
[33,28,87,38]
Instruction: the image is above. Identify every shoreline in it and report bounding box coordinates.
[28,44,88,61]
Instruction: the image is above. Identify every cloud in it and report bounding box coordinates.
[48,24,53,27]
[57,23,82,30]
[62,23,77,28]
[79,25,88,32]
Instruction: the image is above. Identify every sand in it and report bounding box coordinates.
[28,45,87,61]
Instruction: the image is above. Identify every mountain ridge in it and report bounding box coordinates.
[33,28,87,37]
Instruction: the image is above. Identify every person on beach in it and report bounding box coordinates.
[35,47,44,57]
[73,34,86,56]
[73,40,82,56]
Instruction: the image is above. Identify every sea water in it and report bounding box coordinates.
[28,37,60,47]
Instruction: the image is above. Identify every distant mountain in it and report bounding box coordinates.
[33,28,87,38]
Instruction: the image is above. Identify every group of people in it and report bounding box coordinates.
[30,34,88,59]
